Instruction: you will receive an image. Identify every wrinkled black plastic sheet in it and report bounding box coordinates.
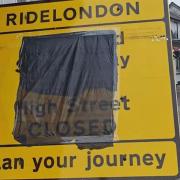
[13,31,117,148]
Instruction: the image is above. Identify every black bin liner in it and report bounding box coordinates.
[13,31,118,149]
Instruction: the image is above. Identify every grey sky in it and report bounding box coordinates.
[169,0,180,6]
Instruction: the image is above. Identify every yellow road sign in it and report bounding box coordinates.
[0,142,178,179]
[0,0,164,34]
[0,0,179,179]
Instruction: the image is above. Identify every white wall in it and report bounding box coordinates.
[0,0,17,4]
[178,23,180,39]
[0,0,38,4]
[171,19,180,39]
[171,21,178,39]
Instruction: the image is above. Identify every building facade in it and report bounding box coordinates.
[170,2,180,84]
[170,2,180,39]
[0,0,38,4]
